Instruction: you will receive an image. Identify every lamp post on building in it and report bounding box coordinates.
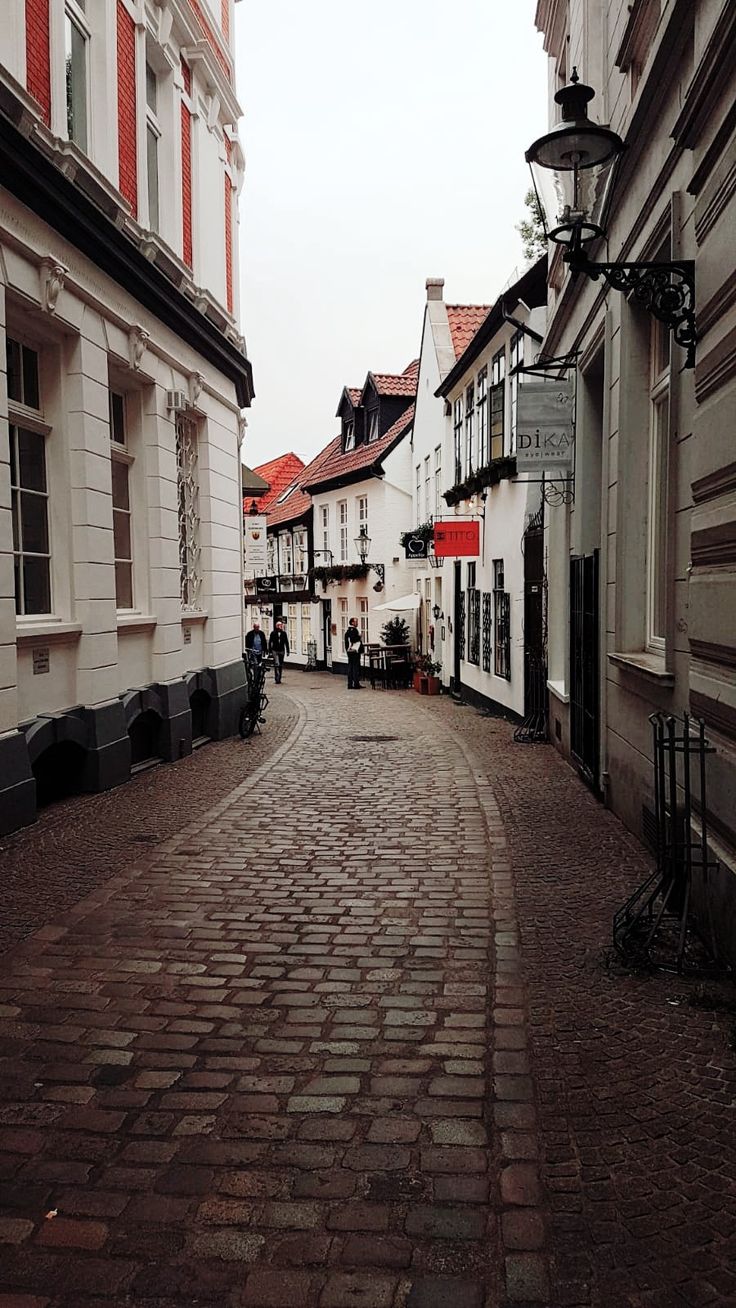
[354,526,385,587]
[525,70,696,366]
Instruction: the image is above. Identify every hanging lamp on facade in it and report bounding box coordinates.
[525,70,696,367]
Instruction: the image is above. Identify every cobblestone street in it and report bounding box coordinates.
[0,675,735,1308]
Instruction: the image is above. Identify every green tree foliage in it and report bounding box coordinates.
[381,616,411,647]
[518,188,546,262]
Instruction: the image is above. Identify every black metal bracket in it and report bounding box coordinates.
[567,253,696,368]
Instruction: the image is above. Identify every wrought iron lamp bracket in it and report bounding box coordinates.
[568,253,696,368]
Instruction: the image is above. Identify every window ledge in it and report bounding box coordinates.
[608,652,675,685]
[181,610,208,624]
[117,613,157,634]
[16,620,83,647]
[547,678,569,703]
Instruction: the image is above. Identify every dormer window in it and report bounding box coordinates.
[367,410,379,443]
[344,420,355,451]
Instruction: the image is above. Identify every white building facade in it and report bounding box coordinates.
[0,0,253,833]
[304,367,417,672]
[407,265,547,718]
[532,0,736,956]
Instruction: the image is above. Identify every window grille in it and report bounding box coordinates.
[494,559,510,679]
[176,415,201,609]
[482,592,492,671]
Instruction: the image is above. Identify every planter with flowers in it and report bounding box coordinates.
[413,656,442,696]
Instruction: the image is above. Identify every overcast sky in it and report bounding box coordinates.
[234,1,547,470]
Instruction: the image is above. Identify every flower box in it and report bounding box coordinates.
[414,672,441,696]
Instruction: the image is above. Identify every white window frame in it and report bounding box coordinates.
[338,596,349,645]
[344,419,355,451]
[367,410,379,443]
[109,390,135,611]
[509,333,523,455]
[423,456,431,520]
[321,505,329,557]
[646,316,671,654]
[358,596,369,646]
[145,59,161,232]
[490,349,505,461]
[64,0,90,152]
[301,602,311,654]
[7,337,52,618]
[287,602,298,650]
[465,382,475,475]
[453,397,463,483]
[477,365,488,468]
[357,495,368,537]
[434,446,442,520]
[338,499,348,562]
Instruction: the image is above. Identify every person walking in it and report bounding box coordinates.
[345,617,363,690]
[268,620,289,684]
[245,622,268,661]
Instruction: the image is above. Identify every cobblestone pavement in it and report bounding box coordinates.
[0,690,298,955]
[433,694,736,1308]
[0,676,734,1308]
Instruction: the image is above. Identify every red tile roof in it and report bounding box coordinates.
[303,404,415,491]
[446,306,492,360]
[265,439,340,528]
[368,358,420,397]
[248,452,305,512]
[348,388,362,406]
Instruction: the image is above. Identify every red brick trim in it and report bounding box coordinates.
[181,61,193,268]
[116,0,137,217]
[224,170,233,315]
[190,0,231,79]
[221,0,230,43]
[25,0,51,125]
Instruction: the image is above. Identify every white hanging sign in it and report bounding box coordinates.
[516,378,575,470]
[244,515,268,569]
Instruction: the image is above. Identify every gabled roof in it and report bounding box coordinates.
[303,404,414,494]
[436,257,548,398]
[364,358,420,400]
[446,306,493,359]
[336,386,362,418]
[250,452,305,511]
[265,439,340,529]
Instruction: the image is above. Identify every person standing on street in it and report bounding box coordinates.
[245,622,268,661]
[268,620,289,684]
[345,617,363,689]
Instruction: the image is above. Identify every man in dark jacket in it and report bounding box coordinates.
[245,622,268,660]
[268,621,289,684]
[344,617,363,689]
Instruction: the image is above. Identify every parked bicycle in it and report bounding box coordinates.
[239,650,272,739]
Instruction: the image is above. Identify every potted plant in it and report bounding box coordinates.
[414,655,442,695]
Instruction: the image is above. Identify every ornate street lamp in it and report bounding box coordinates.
[354,526,385,585]
[525,70,696,367]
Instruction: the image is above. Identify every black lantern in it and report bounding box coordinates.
[525,69,696,367]
[354,526,371,563]
[432,604,442,621]
[354,526,385,585]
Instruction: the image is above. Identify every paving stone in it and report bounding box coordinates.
[319,1272,398,1307]
[505,1252,551,1301]
[406,1278,485,1308]
[405,1206,486,1241]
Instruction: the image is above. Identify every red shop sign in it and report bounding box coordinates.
[433,520,480,557]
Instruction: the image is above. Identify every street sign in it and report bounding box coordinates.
[244,514,268,569]
[516,378,575,470]
[434,520,480,557]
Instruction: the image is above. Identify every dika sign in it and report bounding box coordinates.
[434,520,480,558]
[516,378,575,471]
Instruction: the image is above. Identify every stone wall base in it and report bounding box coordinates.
[0,659,247,836]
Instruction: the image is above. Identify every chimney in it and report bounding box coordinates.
[426,277,444,302]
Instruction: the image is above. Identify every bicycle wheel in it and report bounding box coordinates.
[239,701,259,739]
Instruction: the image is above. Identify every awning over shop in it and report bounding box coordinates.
[372,593,422,612]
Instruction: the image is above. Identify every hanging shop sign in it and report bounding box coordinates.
[516,378,575,470]
[244,514,268,569]
[433,520,480,557]
[404,534,429,560]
